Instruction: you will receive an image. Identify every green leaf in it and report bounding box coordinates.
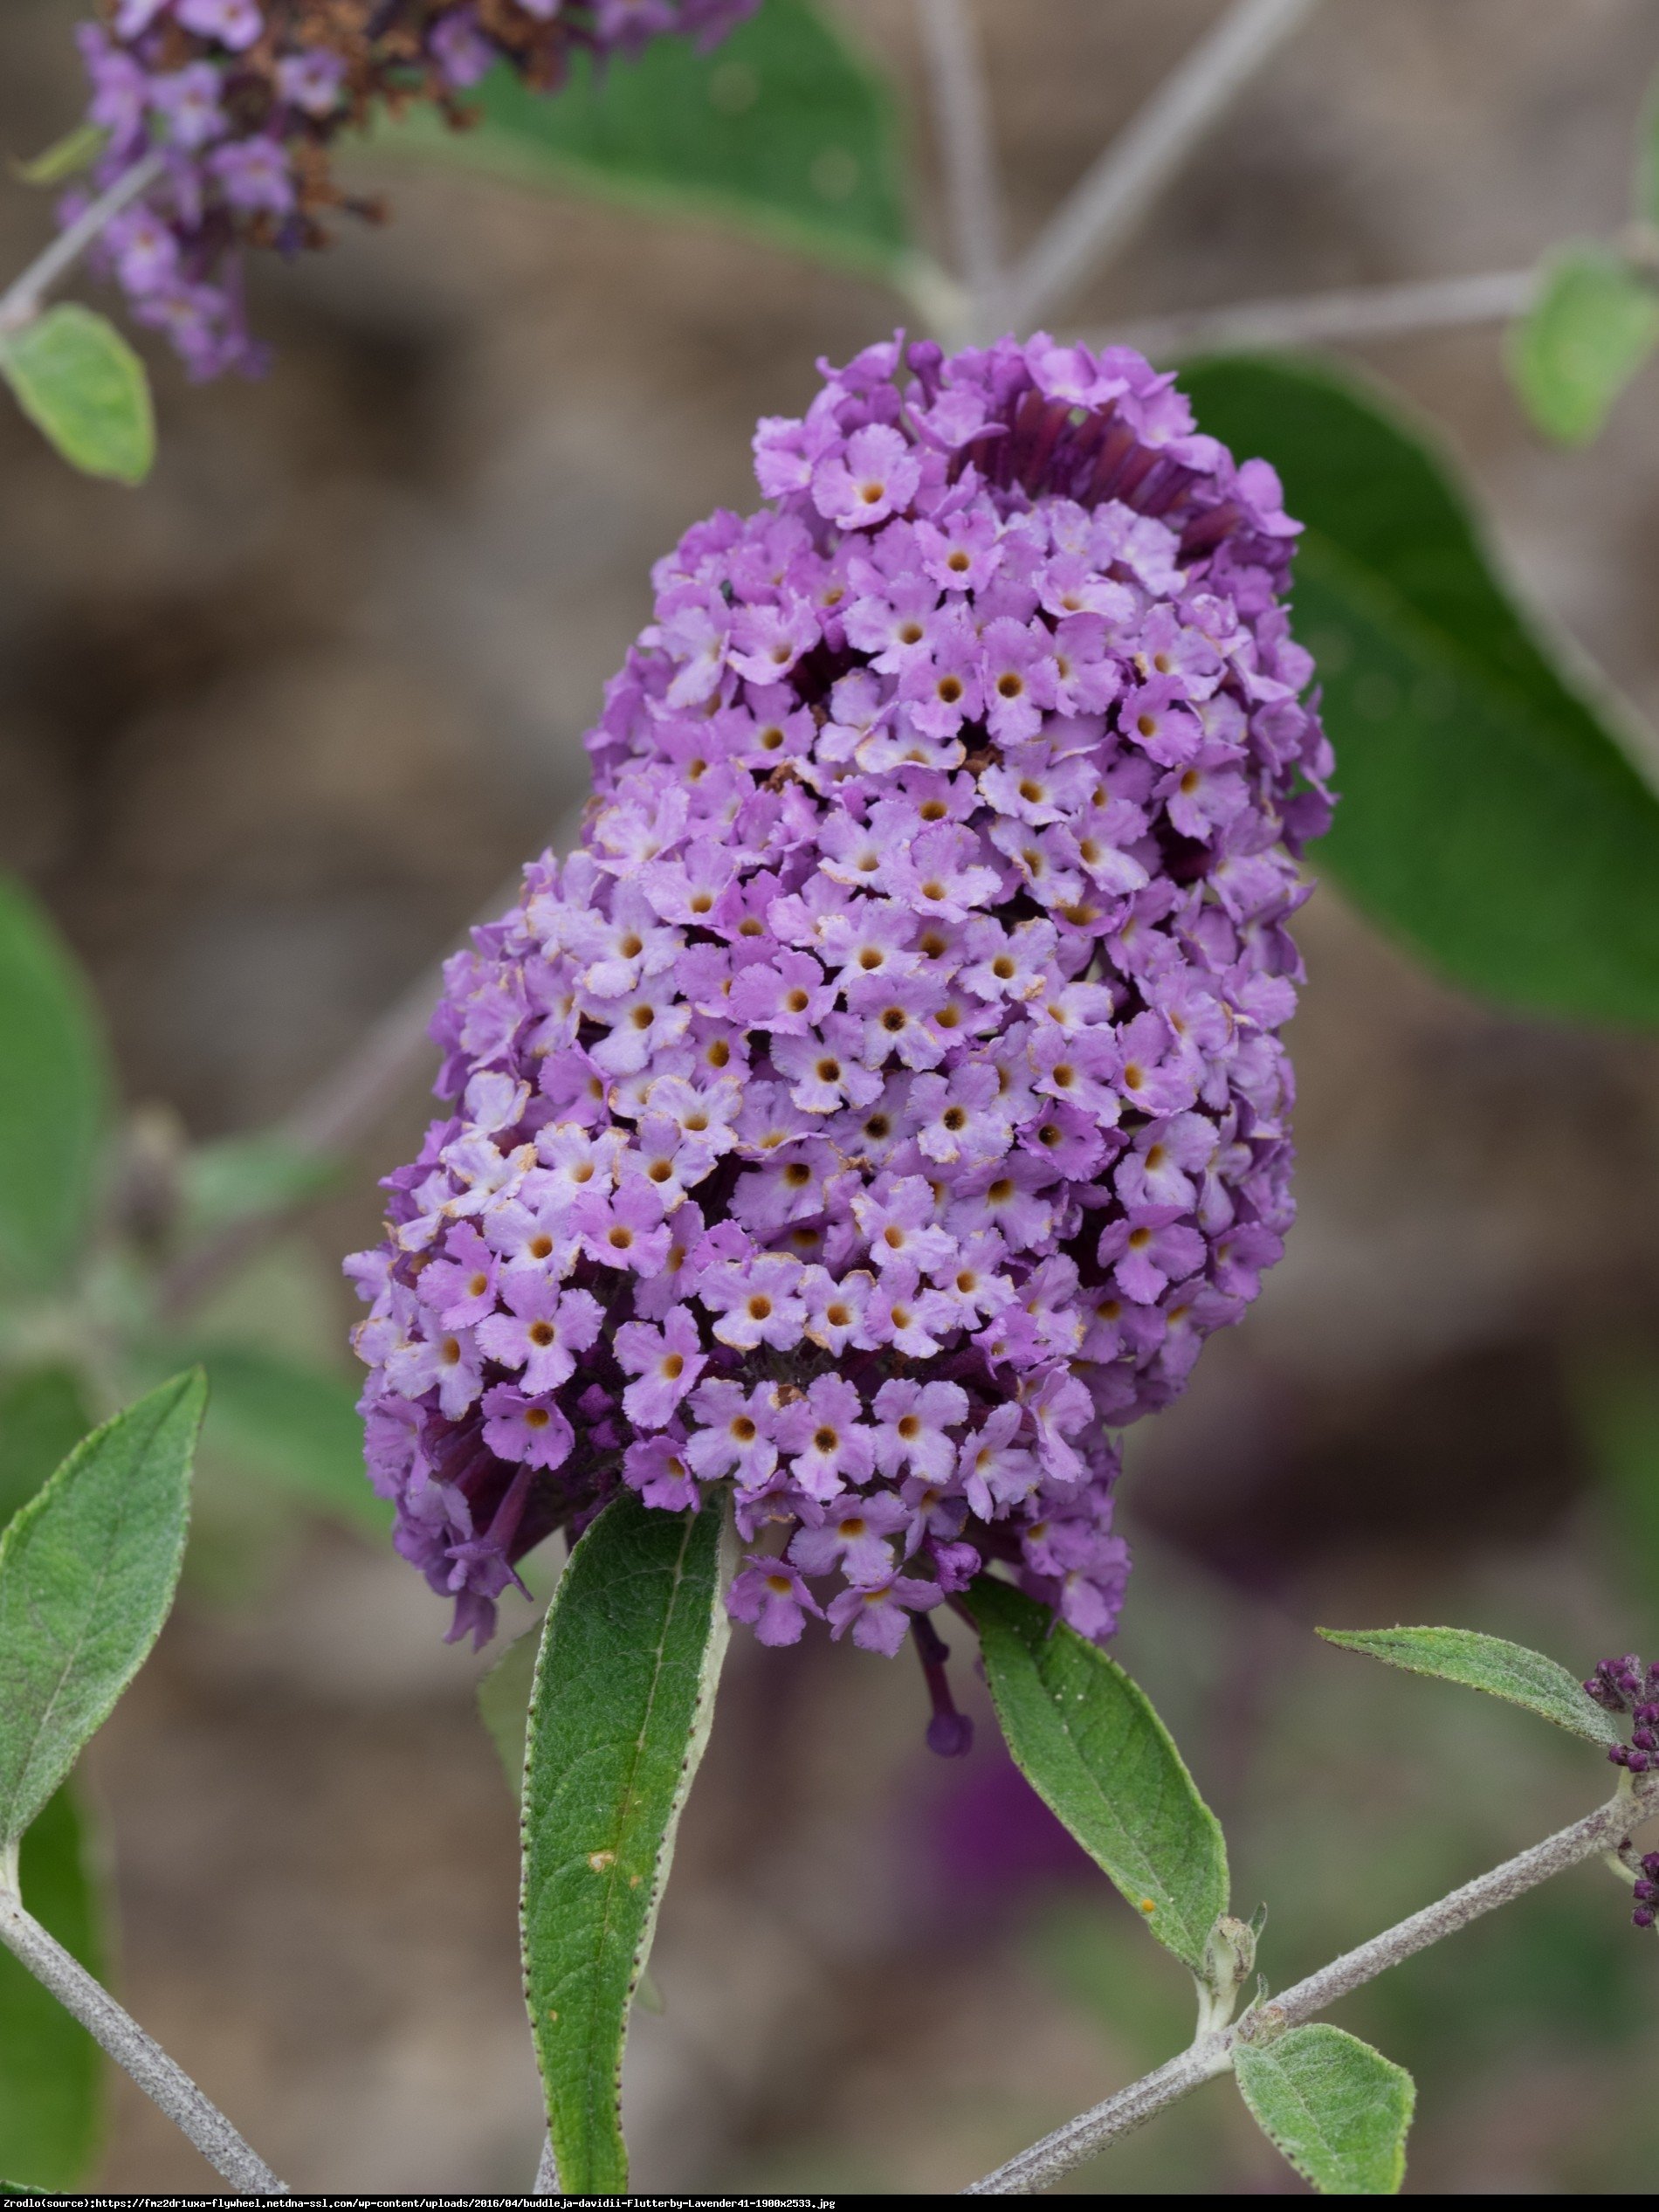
[180,1133,338,1237]
[12,123,109,189]
[1506,246,1659,445]
[1234,2023,1415,2195]
[966,1577,1228,1974]
[0,872,110,1288]
[0,306,155,486]
[371,0,919,285]
[0,1368,92,1533]
[1317,1624,1620,1746]
[1182,355,1659,1028]
[478,1623,540,1805]
[0,1372,202,1857]
[0,1786,105,2187]
[190,1343,386,1537]
[521,1492,730,2192]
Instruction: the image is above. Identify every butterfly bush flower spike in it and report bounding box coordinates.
[72,0,757,377]
[347,334,1334,1726]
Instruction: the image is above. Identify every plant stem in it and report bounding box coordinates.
[0,1886,287,2195]
[916,0,1003,335]
[1000,0,1323,334]
[1103,265,1537,363]
[964,1774,1659,2195]
[0,148,165,339]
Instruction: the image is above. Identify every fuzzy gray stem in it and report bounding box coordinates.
[0,148,166,338]
[917,0,1003,327]
[0,1887,287,2194]
[533,2131,561,2194]
[1001,0,1322,334]
[1101,266,1537,363]
[966,1775,1658,2195]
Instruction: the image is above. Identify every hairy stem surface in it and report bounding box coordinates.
[966,1776,1658,2195]
[0,148,165,337]
[0,1888,287,2194]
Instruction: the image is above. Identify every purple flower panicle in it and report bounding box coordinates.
[347,332,1333,1654]
[72,0,756,378]
[1588,1652,1659,1774]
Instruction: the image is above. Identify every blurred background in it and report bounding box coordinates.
[5,0,1659,2191]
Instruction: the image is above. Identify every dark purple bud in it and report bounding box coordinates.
[1642,1853,1659,1879]
[1635,1728,1657,1753]
[1635,1907,1656,1930]
[913,1614,974,1760]
[1630,1751,1653,1774]
[1610,1744,1633,1768]
[1634,1881,1657,1904]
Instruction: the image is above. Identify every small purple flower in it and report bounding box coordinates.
[176,0,264,51]
[728,1555,825,1645]
[149,64,226,151]
[276,51,348,119]
[209,136,295,217]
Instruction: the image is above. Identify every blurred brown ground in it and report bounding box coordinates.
[5,0,1659,2192]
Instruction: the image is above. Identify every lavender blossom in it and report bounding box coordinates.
[69,0,758,379]
[346,333,1334,1657]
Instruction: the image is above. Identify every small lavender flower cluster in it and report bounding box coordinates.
[1587,1653,1659,1775]
[72,0,754,378]
[347,331,1332,1657]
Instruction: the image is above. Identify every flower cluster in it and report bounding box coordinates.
[71,0,755,378]
[347,330,1332,1663]
[1587,1652,1659,1775]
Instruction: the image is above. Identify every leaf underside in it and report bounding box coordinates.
[0,305,155,485]
[1317,1624,1621,1747]
[1235,2022,1415,2195]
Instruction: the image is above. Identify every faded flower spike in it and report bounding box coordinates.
[69,0,755,379]
[345,331,1333,1660]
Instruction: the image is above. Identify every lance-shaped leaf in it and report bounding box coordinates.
[0,306,155,486]
[0,1786,106,2187]
[11,123,109,189]
[0,1372,203,1857]
[520,1492,729,2192]
[0,872,110,1290]
[1507,247,1659,446]
[967,1578,1227,1974]
[1181,355,1659,1029]
[1318,1625,1620,1747]
[0,1368,92,1532]
[370,0,919,286]
[1234,2024,1415,2195]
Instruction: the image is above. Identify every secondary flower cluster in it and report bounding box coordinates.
[71,0,754,378]
[1587,1652,1659,1775]
[347,331,1332,1657]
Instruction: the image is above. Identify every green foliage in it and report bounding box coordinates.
[180,1133,338,1238]
[189,1343,386,1536]
[11,124,109,190]
[967,1578,1228,1975]
[0,1368,91,1532]
[0,1372,201,1857]
[0,872,110,1290]
[1318,1625,1620,1747]
[478,1623,540,1805]
[1233,2023,1415,2195]
[0,1787,105,2187]
[1183,355,1659,1029]
[0,306,155,485]
[520,1492,729,2192]
[375,0,917,284]
[1507,247,1659,444]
